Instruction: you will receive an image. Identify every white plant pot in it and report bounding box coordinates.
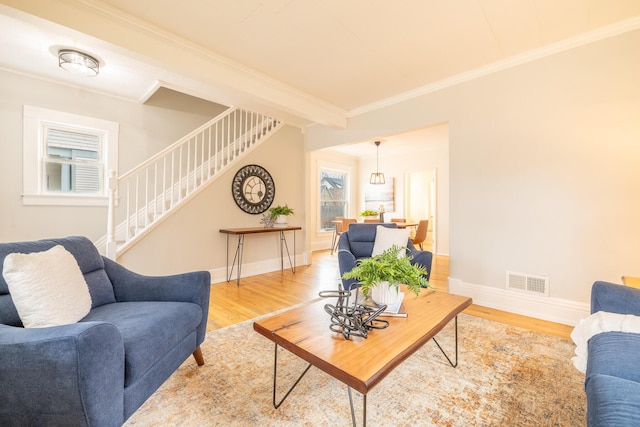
[371,281,401,305]
[276,215,288,224]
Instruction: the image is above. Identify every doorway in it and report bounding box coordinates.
[404,169,436,252]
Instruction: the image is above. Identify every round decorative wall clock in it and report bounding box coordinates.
[231,164,275,214]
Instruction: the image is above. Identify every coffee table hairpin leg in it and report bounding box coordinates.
[347,387,366,427]
[272,343,365,427]
[432,315,459,368]
[271,343,312,409]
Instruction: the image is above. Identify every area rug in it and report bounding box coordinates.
[125,312,586,426]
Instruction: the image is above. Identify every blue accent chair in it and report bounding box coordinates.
[584,281,640,426]
[0,236,211,426]
[337,223,433,291]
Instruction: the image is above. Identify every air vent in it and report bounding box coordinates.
[506,271,549,296]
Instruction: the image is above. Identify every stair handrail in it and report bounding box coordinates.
[118,107,238,182]
[105,107,282,259]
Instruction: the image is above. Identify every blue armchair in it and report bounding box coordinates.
[0,236,211,426]
[337,223,433,291]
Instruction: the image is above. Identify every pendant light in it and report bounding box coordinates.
[369,140,385,184]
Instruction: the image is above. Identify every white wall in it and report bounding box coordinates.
[306,29,640,325]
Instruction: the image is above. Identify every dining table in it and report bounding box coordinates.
[333,220,417,229]
[392,222,418,229]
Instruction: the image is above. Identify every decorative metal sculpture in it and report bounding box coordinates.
[319,289,389,340]
[260,212,275,228]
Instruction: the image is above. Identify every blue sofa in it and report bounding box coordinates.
[337,223,433,291]
[0,236,211,426]
[585,281,640,425]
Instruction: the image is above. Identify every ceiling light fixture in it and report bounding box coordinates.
[369,140,385,185]
[58,49,99,77]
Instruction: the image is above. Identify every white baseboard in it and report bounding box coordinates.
[209,252,310,284]
[448,277,589,327]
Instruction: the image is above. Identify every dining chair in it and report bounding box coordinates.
[622,276,640,289]
[363,219,380,223]
[332,218,357,254]
[330,217,344,255]
[343,218,357,229]
[411,219,429,250]
[390,218,406,223]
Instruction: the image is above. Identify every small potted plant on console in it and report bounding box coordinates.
[269,204,294,226]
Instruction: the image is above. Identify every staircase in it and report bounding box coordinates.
[100,107,283,259]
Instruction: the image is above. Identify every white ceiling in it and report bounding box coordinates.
[1,0,640,128]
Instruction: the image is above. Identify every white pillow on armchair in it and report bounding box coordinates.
[371,225,410,257]
[3,245,92,328]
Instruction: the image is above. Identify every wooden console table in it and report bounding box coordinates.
[219,226,301,286]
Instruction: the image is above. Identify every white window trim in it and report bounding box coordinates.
[23,105,118,206]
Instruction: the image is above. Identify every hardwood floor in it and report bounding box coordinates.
[207,250,573,340]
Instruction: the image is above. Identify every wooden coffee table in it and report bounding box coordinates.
[253,287,472,426]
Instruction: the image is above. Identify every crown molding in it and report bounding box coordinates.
[348,15,640,118]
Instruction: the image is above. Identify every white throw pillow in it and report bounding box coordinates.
[371,226,410,257]
[3,245,92,328]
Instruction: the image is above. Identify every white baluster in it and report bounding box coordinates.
[170,151,175,208]
[233,110,237,160]
[106,169,118,259]
[214,122,219,172]
[178,144,183,201]
[144,169,149,228]
[134,174,139,236]
[201,130,205,183]
[244,110,249,150]
[125,180,130,242]
[153,162,158,221]
[207,126,212,179]
[162,156,167,214]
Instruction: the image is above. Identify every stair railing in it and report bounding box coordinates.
[105,107,282,258]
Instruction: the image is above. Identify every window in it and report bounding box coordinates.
[319,169,348,231]
[45,127,102,193]
[23,106,118,206]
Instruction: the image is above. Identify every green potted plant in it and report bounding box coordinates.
[360,209,379,221]
[341,245,429,304]
[269,204,294,224]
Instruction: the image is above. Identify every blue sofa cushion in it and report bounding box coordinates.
[54,236,116,308]
[586,332,640,385]
[587,374,640,426]
[81,301,202,386]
